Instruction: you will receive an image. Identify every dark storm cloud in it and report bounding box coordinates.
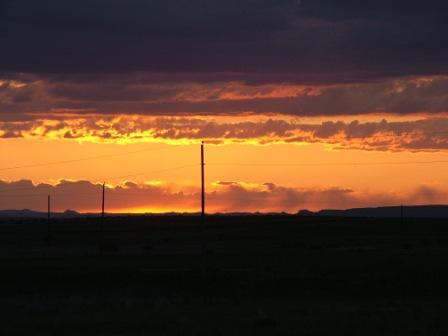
[0,0,297,75]
[299,0,447,20]
[2,1,448,121]
[1,0,448,82]
[2,75,448,118]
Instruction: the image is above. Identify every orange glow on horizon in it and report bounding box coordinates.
[2,112,448,212]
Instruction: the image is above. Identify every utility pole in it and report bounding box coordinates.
[47,194,51,236]
[401,204,404,225]
[47,195,51,222]
[102,182,105,219]
[201,142,205,219]
[100,182,105,235]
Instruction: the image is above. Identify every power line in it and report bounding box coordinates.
[105,164,198,181]
[0,186,47,194]
[0,146,171,171]
[2,128,448,172]
[0,194,45,198]
[2,159,448,194]
[0,164,199,194]
[208,160,448,167]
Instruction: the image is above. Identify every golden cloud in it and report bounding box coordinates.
[1,115,448,152]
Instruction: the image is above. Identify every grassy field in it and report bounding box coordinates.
[1,215,448,335]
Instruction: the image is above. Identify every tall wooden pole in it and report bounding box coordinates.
[47,195,51,222]
[102,182,105,219]
[47,194,51,236]
[201,142,205,219]
[100,182,105,237]
[401,204,404,225]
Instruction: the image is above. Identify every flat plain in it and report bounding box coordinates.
[1,215,448,335]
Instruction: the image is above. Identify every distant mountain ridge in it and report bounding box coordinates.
[298,205,448,218]
[2,205,448,219]
[0,209,82,219]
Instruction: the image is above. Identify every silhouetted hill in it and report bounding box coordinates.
[3,205,448,220]
[298,205,448,218]
[0,209,82,219]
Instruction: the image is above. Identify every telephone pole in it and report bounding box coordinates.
[47,194,51,223]
[201,142,205,219]
[47,195,51,236]
[100,182,105,236]
[102,182,105,219]
[401,204,404,225]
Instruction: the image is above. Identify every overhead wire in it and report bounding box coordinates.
[207,160,448,167]
[0,145,171,171]
[0,164,198,194]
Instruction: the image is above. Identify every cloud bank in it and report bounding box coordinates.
[2,76,448,121]
[2,114,448,152]
[1,179,446,213]
[1,1,448,165]
[2,0,448,82]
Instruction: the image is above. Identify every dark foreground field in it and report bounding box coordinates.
[1,215,448,335]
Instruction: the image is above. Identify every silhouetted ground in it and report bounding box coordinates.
[1,215,448,335]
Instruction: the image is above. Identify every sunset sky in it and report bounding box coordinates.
[2,0,448,213]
